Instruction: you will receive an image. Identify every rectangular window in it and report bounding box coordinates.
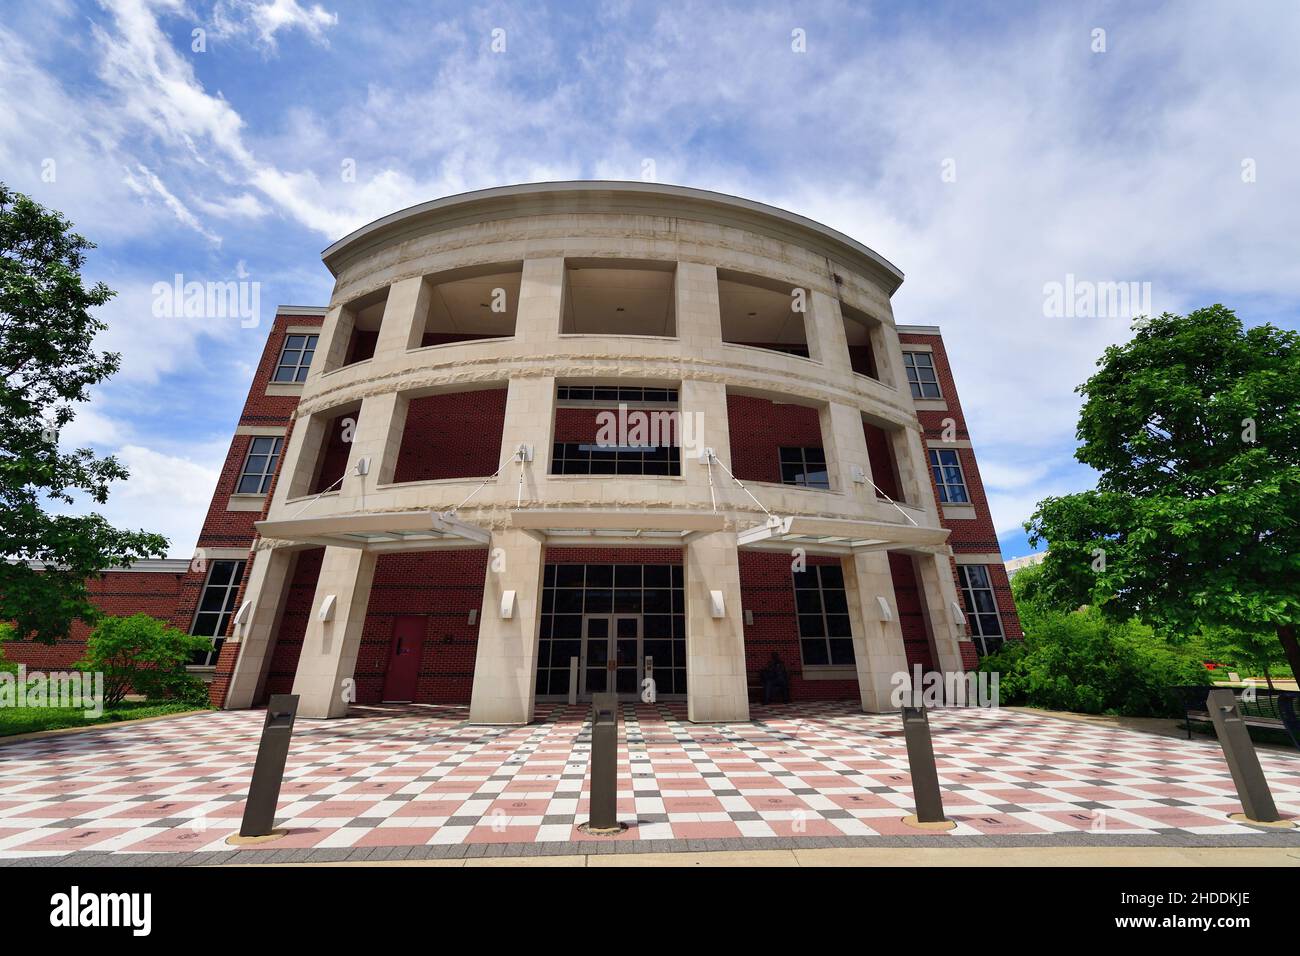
[237,436,283,494]
[793,564,855,666]
[552,441,680,476]
[957,565,1004,656]
[189,559,246,666]
[557,386,678,404]
[929,448,969,503]
[903,351,941,399]
[273,333,318,382]
[779,446,830,489]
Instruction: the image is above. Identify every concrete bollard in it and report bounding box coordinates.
[900,705,956,831]
[231,694,299,843]
[1207,688,1293,827]
[581,692,625,834]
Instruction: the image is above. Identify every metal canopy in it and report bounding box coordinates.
[737,515,950,556]
[254,510,491,552]
[510,508,727,545]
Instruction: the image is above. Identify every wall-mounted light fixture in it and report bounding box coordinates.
[950,601,966,629]
[318,594,337,622]
[875,596,892,621]
[743,609,754,626]
[709,590,725,618]
[354,457,370,477]
[500,590,516,619]
[467,608,478,626]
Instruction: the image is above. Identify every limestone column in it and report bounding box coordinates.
[374,275,433,359]
[468,529,545,724]
[336,391,408,508]
[676,261,729,486]
[273,411,328,505]
[684,532,749,722]
[807,290,851,373]
[843,551,910,711]
[822,401,873,507]
[314,303,351,375]
[223,546,297,709]
[291,547,377,718]
[915,553,966,674]
[675,261,723,350]
[495,376,555,502]
[873,315,907,392]
[515,257,565,345]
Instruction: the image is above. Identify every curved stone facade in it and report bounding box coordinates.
[223,183,972,723]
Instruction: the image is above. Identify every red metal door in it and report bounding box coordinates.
[382,615,425,702]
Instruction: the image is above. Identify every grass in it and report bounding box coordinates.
[0,700,209,737]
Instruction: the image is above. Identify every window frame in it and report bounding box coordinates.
[778,446,830,490]
[903,351,942,400]
[189,559,247,667]
[792,564,855,667]
[551,441,680,476]
[957,564,1004,656]
[236,435,284,495]
[272,333,319,383]
[928,448,969,503]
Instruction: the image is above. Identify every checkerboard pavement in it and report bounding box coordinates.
[1,701,1298,863]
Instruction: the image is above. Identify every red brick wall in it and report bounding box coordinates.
[899,331,1023,646]
[353,550,489,704]
[311,411,355,495]
[393,389,507,482]
[726,394,823,484]
[737,551,938,700]
[2,569,186,670]
[862,421,902,500]
[738,551,858,700]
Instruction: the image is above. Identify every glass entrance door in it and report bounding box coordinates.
[581,614,642,699]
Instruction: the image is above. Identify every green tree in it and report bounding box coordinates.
[0,184,168,642]
[1025,306,1300,677]
[1197,625,1292,690]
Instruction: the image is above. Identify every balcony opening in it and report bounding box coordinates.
[336,288,387,369]
[718,269,811,359]
[552,381,682,476]
[561,259,676,336]
[308,404,361,496]
[726,390,830,489]
[841,301,880,379]
[392,387,508,482]
[862,416,905,503]
[418,262,521,347]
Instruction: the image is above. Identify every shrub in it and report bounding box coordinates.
[76,614,213,707]
[979,607,1209,717]
[0,622,15,675]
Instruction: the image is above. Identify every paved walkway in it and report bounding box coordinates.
[1,701,1298,865]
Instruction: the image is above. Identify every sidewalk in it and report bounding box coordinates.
[249,846,1300,867]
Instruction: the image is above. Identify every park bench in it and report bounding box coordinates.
[1170,685,1300,750]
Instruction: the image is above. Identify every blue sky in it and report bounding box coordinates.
[3,0,1297,557]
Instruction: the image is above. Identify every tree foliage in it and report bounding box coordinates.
[978,608,1208,717]
[0,184,168,642]
[1025,306,1300,676]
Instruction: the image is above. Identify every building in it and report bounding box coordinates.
[1005,551,1048,577]
[4,183,1021,720]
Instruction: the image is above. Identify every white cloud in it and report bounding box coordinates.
[102,443,223,556]
[213,0,339,50]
